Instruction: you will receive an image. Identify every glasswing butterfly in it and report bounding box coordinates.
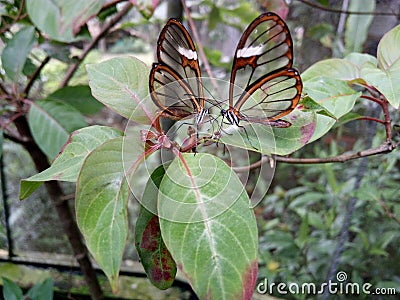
[149,12,302,147]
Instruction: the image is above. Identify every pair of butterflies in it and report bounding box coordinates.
[149,12,302,143]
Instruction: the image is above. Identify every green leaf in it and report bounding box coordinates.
[87,56,156,122]
[344,0,375,54]
[25,278,54,300]
[28,99,87,159]
[219,121,276,154]
[2,277,23,300]
[307,211,325,229]
[208,4,221,30]
[301,96,336,119]
[76,137,128,292]
[41,41,71,63]
[272,110,317,155]
[135,166,177,290]
[159,153,258,300]
[361,61,400,109]
[1,26,36,80]
[345,53,377,68]
[308,23,334,41]
[302,58,360,82]
[219,109,316,156]
[26,0,104,42]
[295,215,309,248]
[316,0,329,5]
[304,76,361,142]
[375,281,400,292]
[336,112,362,127]
[220,2,259,27]
[377,24,400,71]
[20,126,122,199]
[48,85,103,115]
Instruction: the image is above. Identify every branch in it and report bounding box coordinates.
[59,2,133,88]
[274,141,397,164]
[13,115,104,299]
[379,198,400,225]
[297,0,400,16]
[0,81,10,96]
[23,56,51,97]
[232,155,270,173]
[181,0,221,97]
[0,0,27,34]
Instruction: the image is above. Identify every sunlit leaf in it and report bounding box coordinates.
[87,56,156,122]
[302,58,360,82]
[272,110,316,155]
[361,61,400,109]
[304,76,361,142]
[301,96,336,119]
[377,24,400,70]
[26,0,104,42]
[220,109,316,156]
[344,53,377,68]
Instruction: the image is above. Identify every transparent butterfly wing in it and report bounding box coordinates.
[149,63,200,120]
[235,68,302,122]
[227,12,301,123]
[152,18,204,115]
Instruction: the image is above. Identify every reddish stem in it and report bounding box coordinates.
[357,116,385,124]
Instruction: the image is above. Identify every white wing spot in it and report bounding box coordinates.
[178,46,197,60]
[237,45,264,58]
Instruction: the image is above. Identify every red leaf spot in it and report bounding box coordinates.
[300,122,316,144]
[140,216,160,251]
[242,260,258,300]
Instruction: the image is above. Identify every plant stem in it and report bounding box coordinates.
[13,115,104,300]
[23,56,50,97]
[59,2,133,88]
[181,0,221,97]
[297,0,399,16]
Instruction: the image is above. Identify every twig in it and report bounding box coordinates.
[23,56,51,97]
[232,141,397,168]
[0,0,27,34]
[360,92,393,141]
[379,197,400,225]
[274,141,396,164]
[232,155,270,173]
[181,0,221,97]
[356,116,385,124]
[297,0,400,17]
[59,2,133,88]
[0,82,10,96]
[0,154,14,258]
[13,115,105,300]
